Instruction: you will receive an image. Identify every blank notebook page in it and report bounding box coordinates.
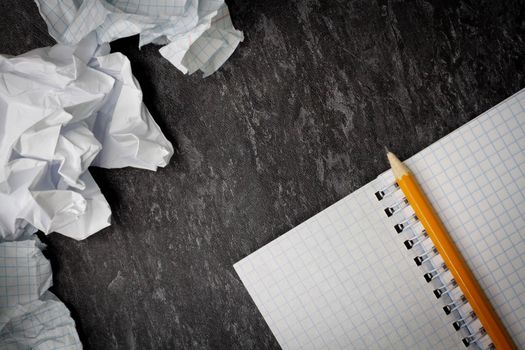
[234,89,525,349]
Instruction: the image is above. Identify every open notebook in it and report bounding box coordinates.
[234,89,525,349]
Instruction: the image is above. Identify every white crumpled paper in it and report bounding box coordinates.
[0,34,173,241]
[34,0,244,77]
[0,239,81,349]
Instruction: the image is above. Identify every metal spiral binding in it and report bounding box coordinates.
[403,229,429,249]
[453,311,477,329]
[383,198,409,217]
[434,278,457,298]
[414,246,438,266]
[374,182,399,200]
[462,327,487,347]
[394,213,418,233]
[376,181,492,349]
[423,262,449,283]
[443,295,469,315]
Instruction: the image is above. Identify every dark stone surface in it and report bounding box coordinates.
[1,0,525,349]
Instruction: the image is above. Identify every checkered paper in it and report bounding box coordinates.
[0,240,51,311]
[34,0,243,76]
[0,239,81,349]
[234,89,525,349]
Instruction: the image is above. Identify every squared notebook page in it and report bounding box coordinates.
[235,180,460,349]
[235,88,525,349]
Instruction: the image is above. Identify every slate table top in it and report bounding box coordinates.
[1,0,525,349]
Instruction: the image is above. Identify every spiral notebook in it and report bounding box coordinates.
[234,89,525,349]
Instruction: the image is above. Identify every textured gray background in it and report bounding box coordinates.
[1,0,525,349]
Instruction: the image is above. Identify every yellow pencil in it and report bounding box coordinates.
[387,151,516,350]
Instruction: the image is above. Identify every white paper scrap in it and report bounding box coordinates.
[0,35,173,241]
[34,0,244,77]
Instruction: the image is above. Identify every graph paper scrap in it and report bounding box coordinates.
[0,239,81,349]
[234,88,525,349]
[34,0,244,77]
[0,240,51,311]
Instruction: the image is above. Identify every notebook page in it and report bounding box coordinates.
[234,182,461,349]
[234,88,525,349]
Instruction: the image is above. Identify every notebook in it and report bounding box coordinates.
[234,89,525,349]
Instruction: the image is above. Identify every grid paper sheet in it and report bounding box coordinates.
[35,0,243,76]
[234,88,525,349]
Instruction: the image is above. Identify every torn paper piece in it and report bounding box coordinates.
[0,239,81,349]
[159,4,244,77]
[0,240,52,312]
[34,0,243,76]
[0,293,81,349]
[0,35,173,240]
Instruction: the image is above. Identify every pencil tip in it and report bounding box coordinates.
[384,146,390,154]
[387,150,410,178]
